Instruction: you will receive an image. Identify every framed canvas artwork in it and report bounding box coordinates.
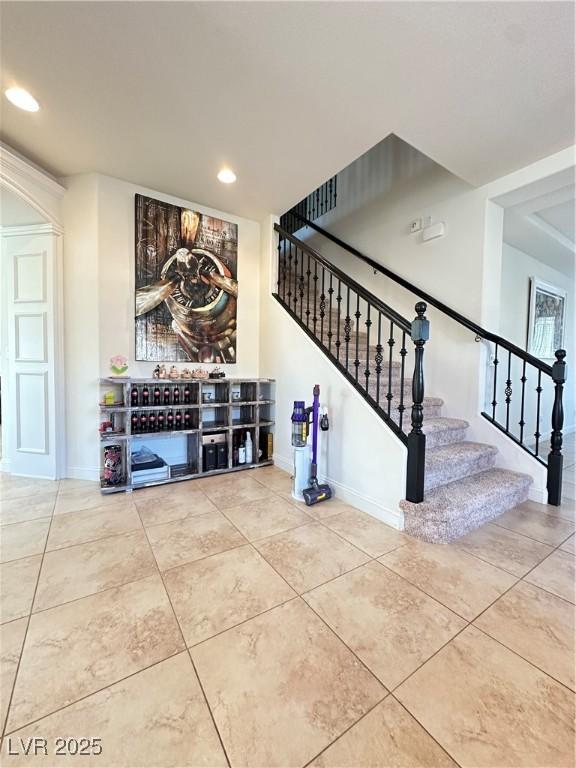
[527,277,566,360]
[135,194,238,363]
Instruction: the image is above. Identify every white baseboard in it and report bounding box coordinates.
[528,484,548,504]
[0,459,12,474]
[65,465,100,481]
[273,453,404,530]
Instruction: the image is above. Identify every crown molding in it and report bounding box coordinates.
[0,222,63,237]
[0,143,65,199]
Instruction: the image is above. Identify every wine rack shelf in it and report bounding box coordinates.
[99,377,275,493]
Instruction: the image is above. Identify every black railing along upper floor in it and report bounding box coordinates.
[279,175,337,236]
[279,211,567,506]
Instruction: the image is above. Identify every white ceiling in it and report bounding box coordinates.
[0,186,46,226]
[1,2,574,220]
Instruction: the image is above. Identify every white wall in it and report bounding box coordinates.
[499,242,575,436]
[62,173,261,479]
[259,217,406,526]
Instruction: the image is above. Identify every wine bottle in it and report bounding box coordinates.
[142,385,150,406]
[173,386,180,405]
[167,410,174,430]
[175,411,182,430]
[163,386,171,405]
[158,411,165,431]
[245,431,253,464]
[239,436,246,465]
[149,412,156,432]
[232,434,239,466]
[131,385,139,407]
[184,384,191,404]
[184,410,191,429]
[140,412,148,432]
[153,386,161,405]
[131,413,139,433]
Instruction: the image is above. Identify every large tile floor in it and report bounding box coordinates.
[0,467,574,767]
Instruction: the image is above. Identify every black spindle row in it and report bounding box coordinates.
[279,176,338,235]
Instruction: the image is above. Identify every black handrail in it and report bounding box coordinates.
[275,225,411,333]
[288,212,553,375]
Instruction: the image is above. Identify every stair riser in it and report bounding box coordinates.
[425,426,468,449]
[425,451,497,492]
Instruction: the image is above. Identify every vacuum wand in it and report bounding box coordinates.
[302,384,332,506]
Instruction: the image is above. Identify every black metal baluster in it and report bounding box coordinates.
[491,343,499,421]
[299,247,305,320]
[547,350,566,506]
[386,321,395,418]
[344,288,352,370]
[305,254,311,327]
[327,273,334,354]
[319,268,326,344]
[353,295,361,382]
[519,360,527,444]
[277,236,283,298]
[335,281,342,362]
[316,188,320,219]
[334,175,337,207]
[364,304,372,392]
[329,178,333,209]
[375,314,383,406]
[505,350,512,433]
[534,369,542,457]
[292,245,299,315]
[312,261,319,336]
[398,332,408,432]
[406,303,430,504]
[286,239,293,310]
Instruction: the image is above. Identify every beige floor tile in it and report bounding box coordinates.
[135,489,217,527]
[310,696,457,767]
[252,467,293,493]
[305,562,465,689]
[0,556,42,624]
[54,488,132,516]
[492,504,575,546]
[58,479,99,493]
[0,518,51,564]
[165,544,295,646]
[255,523,369,593]
[47,504,142,550]
[0,496,56,527]
[519,497,576,523]
[6,575,184,732]
[147,510,246,571]
[475,580,575,690]
[380,540,517,620]
[456,523,553,577]
[0,618,27,733]
[1,653,227,767]
[34,531,157,612]
[192,598,385,768]
[0,479,59,502]
[203,476,275,509]
[525,549,575,603]
[325,508,408,557]
[396,626,575,768]
[221,496,311,540]
[560,533,575,553]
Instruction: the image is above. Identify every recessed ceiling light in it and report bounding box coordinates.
[217,168,236,184]
[5,87,40,112]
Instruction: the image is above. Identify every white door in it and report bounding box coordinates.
[2,224,64,478]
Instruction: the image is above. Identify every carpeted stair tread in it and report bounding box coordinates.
[425,441,498,492]
[401,468,532,543]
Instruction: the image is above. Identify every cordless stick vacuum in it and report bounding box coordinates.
[295,385,332,506]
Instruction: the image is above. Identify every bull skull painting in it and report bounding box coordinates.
[135,195,238,363]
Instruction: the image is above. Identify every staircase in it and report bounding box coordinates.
[273,219,567,543]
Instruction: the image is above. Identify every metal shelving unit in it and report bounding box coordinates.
[99,377,275,493]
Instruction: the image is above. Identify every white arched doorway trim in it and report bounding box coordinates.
[1,143,66,478]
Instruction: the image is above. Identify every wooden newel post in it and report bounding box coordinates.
[547,349,566,506]
[406,302,430,503]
